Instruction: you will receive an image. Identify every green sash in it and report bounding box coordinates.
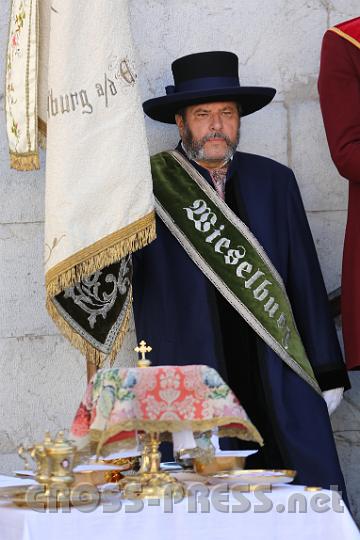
[151,150,321,394]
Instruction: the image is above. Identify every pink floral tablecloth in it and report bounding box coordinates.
[70,365,262,454]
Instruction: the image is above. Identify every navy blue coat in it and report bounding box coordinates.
[133,149,349,501]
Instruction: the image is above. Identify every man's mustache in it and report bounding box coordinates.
[199,132,233,146]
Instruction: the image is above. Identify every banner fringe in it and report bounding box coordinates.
[46,216,156,298]
[10,151,40,171]
[46,291,133,369]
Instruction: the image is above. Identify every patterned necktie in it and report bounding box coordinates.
[209,166,228,200]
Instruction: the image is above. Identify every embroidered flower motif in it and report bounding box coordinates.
[98,385,116,418]
[209,385,229,400]
[201,399,214,418]
[203,369,223,388]
[11,119,19,139]
[202,368,230,400]
[63,256,131,329]
[14,5,26,34]
[142,393,196,421]
[6,1,28,151]
[159,370,180,389]
[135,369,157,399]
[158,388,180,404]
[71,403,91,437]
[117,388,136,402]
[142,395,164,419]
[122,371,137,388]
[176,395,196,419]
[44,234,66,265]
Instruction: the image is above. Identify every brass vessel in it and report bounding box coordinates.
[118,432,186,499]
[194,455,247,475]
[17,431,78,508]
[45,431,77,487]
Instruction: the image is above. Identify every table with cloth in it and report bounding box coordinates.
[0,475,358,540]
[0,364,359,539]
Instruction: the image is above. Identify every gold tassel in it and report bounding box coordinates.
[218,426,263,446]
[46,215,156,297]
[88,418,263,447]
[10,152,40,171]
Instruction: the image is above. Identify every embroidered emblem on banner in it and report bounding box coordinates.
[53,256,132,355]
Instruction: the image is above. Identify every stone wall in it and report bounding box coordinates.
[1,0,359,521]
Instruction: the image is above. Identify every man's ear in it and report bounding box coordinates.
[175,114,184,137]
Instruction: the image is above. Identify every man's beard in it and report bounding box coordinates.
[182,125,240,164]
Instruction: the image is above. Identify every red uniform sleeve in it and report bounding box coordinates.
[318,30,360,183]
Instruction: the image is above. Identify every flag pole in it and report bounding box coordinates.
[86,357,97,383]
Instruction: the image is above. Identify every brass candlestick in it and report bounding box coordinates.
[117,341,186,499]
[118,432,186,499]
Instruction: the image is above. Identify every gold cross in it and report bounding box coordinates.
[134,340,152,368]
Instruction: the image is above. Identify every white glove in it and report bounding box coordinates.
[211,430,221,453]
[322,387,344,415]
[172,430,197,454]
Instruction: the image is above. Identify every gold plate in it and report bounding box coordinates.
[0,484,98,509]
[14,471,35,479]
[0,485,35,507]
[170,471,206,483]
[94,457,140,470]
[194,456,247,475]
[207,469,296,486]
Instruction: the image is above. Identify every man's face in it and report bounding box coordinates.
[175,101,240,166]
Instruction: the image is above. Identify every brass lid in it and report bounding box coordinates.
[46,431,76,455]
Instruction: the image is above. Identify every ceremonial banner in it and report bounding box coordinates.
[5,0,40,170]
[6,0,156,366]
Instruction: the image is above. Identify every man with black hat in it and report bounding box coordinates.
[133,51,350,503]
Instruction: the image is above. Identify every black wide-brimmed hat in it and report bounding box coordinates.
[142,51,276,124]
